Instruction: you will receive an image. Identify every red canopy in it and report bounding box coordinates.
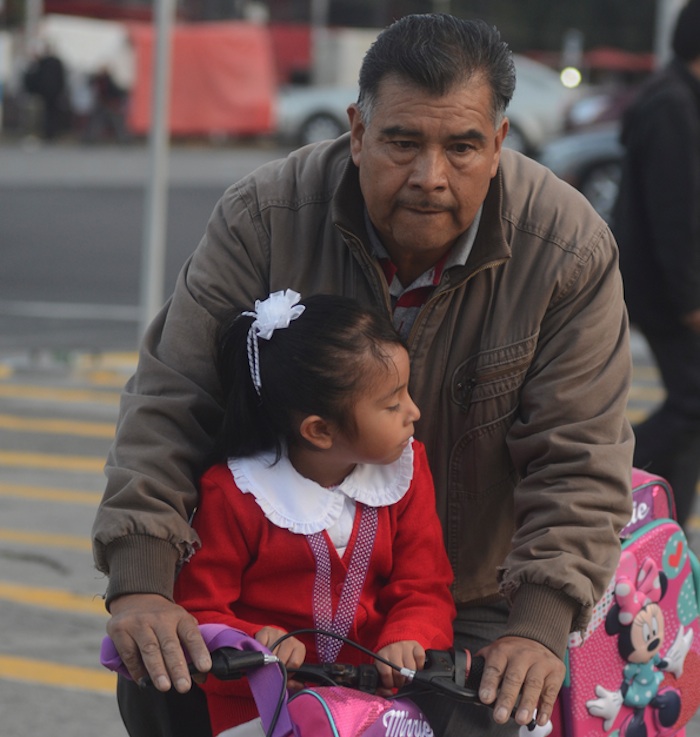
[126,21,276,136]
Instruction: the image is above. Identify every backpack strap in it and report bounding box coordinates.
[198,624,297,737]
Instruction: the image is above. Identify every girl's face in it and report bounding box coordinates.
[334,344,420,466]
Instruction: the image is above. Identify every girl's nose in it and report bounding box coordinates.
[407,395,421,423]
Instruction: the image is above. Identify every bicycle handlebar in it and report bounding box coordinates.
[205,646,485,701]
[202,645,535,729]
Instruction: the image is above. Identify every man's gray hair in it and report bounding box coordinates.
[356,13,516,127]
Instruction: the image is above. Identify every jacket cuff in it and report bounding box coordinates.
[503,584,578,659]
[104,535,180,609]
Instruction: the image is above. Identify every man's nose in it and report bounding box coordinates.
[408,149,448,190]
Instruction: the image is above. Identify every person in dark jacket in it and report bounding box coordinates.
[613,0,700,529]
[24,44,67,140]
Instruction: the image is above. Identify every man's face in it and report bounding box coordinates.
[348,74,508,269]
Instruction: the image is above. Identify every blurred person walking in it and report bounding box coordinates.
[614,0,700,529]
[23,43,68,140]
[83,66,130,144]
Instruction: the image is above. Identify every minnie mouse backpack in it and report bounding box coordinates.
[544,469,700,737]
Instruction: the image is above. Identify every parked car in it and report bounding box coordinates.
[537,123,624,223]
[563,84,638,133]
[276,54,579,156]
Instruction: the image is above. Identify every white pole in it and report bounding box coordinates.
[654,0,685,67]
[139,0,175,338]
[24,0,43,47]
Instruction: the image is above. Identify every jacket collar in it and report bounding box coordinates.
[331,138,511,282]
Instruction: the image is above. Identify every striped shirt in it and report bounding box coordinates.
[364,207,482,339]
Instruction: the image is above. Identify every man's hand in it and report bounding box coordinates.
[107,594,212,692]
[477,636,565,728]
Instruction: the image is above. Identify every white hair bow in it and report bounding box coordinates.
[243,290,305,394]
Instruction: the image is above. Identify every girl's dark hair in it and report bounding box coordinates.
[215,294,405,461]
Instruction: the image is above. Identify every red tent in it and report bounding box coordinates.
[126,21,276,136]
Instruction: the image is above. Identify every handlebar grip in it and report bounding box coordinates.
[208,648,269,680]
[464,654,485,691]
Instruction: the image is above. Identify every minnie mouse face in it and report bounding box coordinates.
[627,602,665,663]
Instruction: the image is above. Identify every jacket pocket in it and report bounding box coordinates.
[451,334,536,421]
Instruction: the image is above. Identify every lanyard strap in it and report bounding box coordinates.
[306,504,378,662]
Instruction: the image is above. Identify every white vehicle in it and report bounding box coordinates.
[276,54,578,156]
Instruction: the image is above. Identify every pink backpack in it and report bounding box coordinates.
[546,469,700,737]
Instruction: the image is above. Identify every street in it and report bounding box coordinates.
[1,139,699,736]
[0,139,289,735]
[0,139,291,352]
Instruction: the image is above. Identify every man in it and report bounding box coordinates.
[613,0,700,532]
[93,14,633,736]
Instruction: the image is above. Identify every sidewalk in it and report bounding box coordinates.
[0,136,291,187]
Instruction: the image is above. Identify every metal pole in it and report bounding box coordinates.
[654,0,685,67]
[24,0,43,47]
[139,0,175,338]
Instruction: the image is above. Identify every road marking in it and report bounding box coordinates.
[626,408,650,424]
[0,581,106,615]
[627,385,665,401]
[0,384,120,405]
[0,413,115,438]
[0,300,139,322]
[0,450,105,473]
[0,528,93,552]
[632,365,660,380]
[0,655,115,693]
[0,482,101,505]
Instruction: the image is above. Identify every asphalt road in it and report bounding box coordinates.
[0,137,291,353]
[1,138,699,737]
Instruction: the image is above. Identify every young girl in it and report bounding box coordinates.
[173,290,455,737]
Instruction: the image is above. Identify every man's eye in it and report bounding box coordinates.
[451,142,473,153]
[392,140,415,150]
[387,404,401,412]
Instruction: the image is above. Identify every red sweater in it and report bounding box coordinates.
[174,440,455,735]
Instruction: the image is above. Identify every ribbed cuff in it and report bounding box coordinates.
[104,535,180,609]
[503,584,579,659]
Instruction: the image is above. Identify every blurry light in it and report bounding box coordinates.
[560,66,582,89]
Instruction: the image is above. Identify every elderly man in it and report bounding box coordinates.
[93,13,633,737]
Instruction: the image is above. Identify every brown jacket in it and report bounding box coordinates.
[92,137,633,658]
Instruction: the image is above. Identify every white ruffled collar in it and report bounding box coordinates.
[227,440,415,535]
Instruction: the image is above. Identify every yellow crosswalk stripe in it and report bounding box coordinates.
[0,655,115,693]
[0,528,93,552]
[0,450,105,473]
[0,581,106,615]
[0,482,101,504]
[627,385,665,401]
[0,384,120,405]
[0,413,115,438]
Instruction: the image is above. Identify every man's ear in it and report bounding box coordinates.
[299,415,335,450]
[347,103,365,166]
